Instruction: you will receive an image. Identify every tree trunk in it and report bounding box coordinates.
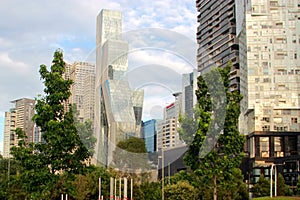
[214,175,217,200]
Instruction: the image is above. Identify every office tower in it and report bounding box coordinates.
[141,119,157,153]
[3,98,35,158]
[237,0,300,186]
[182,69,199,119]
[196,0,240,91]
[68,61,95,122]
[95,9,144,166]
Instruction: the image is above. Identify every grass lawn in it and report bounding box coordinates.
[253,197,300,200]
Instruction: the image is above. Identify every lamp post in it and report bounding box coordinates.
[270,164,282,198]
[162,144,164,200]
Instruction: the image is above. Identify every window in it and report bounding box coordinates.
[288,136,297,155]
[260,137,269,157]
[262,117,270,122]
[262,125,270,131]
[274,137,284,157]
[291,117,298,123]
[250,137,255,158]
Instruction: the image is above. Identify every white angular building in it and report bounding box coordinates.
[95,10,144,166]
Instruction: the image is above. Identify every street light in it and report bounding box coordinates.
[270,163,282,198]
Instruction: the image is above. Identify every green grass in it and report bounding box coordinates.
[253,197,300,200]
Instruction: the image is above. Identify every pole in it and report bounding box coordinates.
[124,177,128,199]
[131,178,133,200]
[115,178,117,199]
[270,164,274,198]
[275,167,277,197]
[99,178,101,200]
[61,194,63,200]
[66,194,68,200]
[168,162,170,184]
[119,178,122,200]
[110,177,114,199]
[162,139,164,200]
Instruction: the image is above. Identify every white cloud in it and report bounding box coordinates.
[0,0,197,127]
[0,52,30,74]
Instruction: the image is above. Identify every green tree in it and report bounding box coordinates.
[140,181,161,200]
[71,104,96,157]
[112,137,149,172]
[184,64,245,200]
[10,50,90,199]
[165,180,196,200]
[0,156,25,200]
[277,173,292,196]
[252,174,270,197]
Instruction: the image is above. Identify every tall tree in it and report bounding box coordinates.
[184,64,245,200]
[10,49,90,199]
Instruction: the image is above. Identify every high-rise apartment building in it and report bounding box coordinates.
[236,0,300,186]
[95,10,144,166]
[196,0,240,91]
[68,61,95,122]
[84,73,96,123]
[3,98,35,158]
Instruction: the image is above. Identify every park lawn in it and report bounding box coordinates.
[253,197,300,200]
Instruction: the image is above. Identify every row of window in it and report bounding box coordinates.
[249,135,298,158]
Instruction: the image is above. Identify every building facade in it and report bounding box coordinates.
[95,9,144,166]
[141,119,157,153]
[236,0,300,188]
[182,69,199,119]
[3,98,35,158]
[196,0,240,91]
[68,62,95,122]
[157,93,184,150]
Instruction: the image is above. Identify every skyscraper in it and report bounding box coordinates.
[95,9,144,166]
[236,0,300,185]
[69,62,95,122]
[3,98,35,158]
[196,0,240,91]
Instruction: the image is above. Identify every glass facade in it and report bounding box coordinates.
[141,119,157,153]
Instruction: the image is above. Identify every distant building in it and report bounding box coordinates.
[83,73,96,124]
[68,62,95,123]
[157,93,184,151]
[182,69,199,119]
[141,119,157,153]
[157,145,188,179]
[3,98,35,158]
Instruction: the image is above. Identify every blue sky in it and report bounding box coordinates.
[0,0,198,153]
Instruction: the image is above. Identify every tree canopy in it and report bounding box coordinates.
[183,64,246,200]
[10,50,90,199]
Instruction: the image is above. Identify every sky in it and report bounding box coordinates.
[0,0,198,153]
